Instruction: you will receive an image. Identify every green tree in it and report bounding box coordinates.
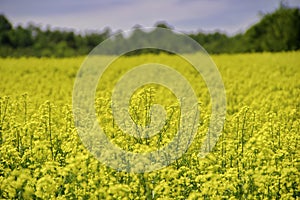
[244,6,300,52]
[0,15,13,46]
[8,26,33,48]
[155,21,173,29]
[0,15,12,32]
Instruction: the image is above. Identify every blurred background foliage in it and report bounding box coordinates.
[0,4,299,57]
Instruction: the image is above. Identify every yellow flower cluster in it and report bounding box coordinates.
[0,52,299,199]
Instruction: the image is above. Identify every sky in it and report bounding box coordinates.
[0,0,299,35]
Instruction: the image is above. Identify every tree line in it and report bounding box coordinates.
[0,5,299,57]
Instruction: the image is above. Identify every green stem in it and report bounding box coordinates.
[48,102,54,160]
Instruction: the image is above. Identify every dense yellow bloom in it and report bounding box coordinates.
[0,52,299,199]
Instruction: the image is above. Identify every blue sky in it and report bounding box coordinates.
[0,0,299,35]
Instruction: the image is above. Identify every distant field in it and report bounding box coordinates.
[0,52,299,199]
